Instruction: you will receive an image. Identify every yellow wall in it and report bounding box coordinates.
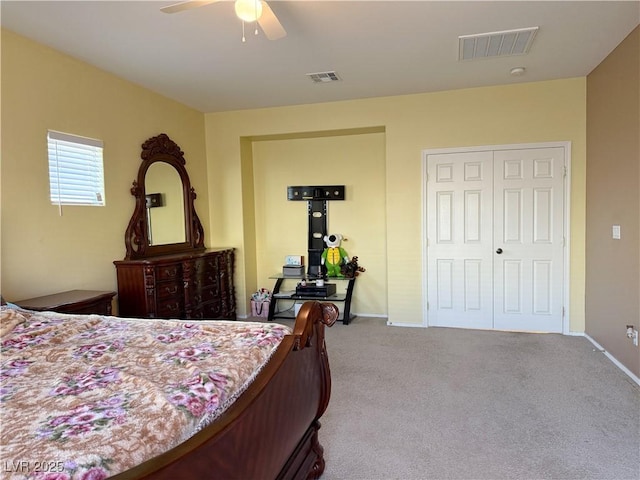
[252,130,387,317]
[206,79,587,330]
[1,29,588,332]
[1,30,208,305]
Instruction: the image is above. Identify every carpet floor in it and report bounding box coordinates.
[309,317,640,480]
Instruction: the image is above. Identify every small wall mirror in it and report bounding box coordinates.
[123,133,204,259]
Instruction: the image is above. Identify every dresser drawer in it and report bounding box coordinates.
[156,297,183,318]
[191,300,222,319]
[199,256,219,273]
[201,300,223,319]
[156,264,182,281]
[156,281,182,300]
[200,284,220,302]
[194,257,219,282]
[186,285,218,307]
[200,274,220,295]
[187,257,220,302]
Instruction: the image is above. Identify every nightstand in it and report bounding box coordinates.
[15,290,116,315]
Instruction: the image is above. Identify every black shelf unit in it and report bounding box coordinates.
[267,275,356,325]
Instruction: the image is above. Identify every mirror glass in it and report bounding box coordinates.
[144,162,185,245]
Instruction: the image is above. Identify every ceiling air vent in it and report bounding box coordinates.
[459,27,538,61]
[306,71,341,83]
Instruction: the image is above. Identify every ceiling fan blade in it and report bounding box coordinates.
[258,1,287,40]
[160,0,221,14]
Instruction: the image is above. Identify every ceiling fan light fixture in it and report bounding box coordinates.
[235,0,263,22]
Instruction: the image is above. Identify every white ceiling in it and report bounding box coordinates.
[2,1,638,113]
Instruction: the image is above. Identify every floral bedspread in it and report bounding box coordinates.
[0,306,291,479]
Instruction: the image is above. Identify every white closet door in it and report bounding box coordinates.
[493,147,565,332]
[426,145,565,332]
[426,151,494,329]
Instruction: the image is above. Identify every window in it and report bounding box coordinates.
[47,130,105,207]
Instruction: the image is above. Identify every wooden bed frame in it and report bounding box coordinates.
[111,301,338,480]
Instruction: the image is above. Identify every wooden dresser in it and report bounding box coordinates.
[114,248,236,320]
[116,134,236,321]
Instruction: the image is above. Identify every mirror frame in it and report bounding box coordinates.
[123,133,205,259]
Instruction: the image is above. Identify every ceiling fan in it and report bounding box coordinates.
[161,0,287,41]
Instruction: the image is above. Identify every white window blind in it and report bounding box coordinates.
[48,130,105,207]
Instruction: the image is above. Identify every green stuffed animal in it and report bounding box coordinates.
[321,234,349,277]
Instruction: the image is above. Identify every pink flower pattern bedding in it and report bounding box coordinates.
[0,306,291,479]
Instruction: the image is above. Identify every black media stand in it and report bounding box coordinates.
[267,275,356,325]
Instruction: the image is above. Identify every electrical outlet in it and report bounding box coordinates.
[626,325,639,346]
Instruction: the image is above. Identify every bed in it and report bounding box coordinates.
[0,300,338,480]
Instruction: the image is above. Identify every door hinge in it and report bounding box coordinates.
[563,166,567,178]
[562,306,565,318]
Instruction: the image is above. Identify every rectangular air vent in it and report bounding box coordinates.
[459,27,538,61]
[306,71,341,83]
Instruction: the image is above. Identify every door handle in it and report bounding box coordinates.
[496,248,503,254]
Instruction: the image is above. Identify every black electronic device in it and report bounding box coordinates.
[287,185,345,201]
[295,283,336,298]
[282,265,305,277]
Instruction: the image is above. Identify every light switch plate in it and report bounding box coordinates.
[612,225,621,240]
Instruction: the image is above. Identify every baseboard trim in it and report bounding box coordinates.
[387,321,424,328]
[356,313,388,319]
[583,333,640,386]
[564,331,585,336]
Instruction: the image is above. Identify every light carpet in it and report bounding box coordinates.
[312,317,640,480]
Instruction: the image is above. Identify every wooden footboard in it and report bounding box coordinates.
[113,301,337,480]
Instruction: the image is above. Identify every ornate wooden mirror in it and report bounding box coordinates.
[123,133,204,259]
